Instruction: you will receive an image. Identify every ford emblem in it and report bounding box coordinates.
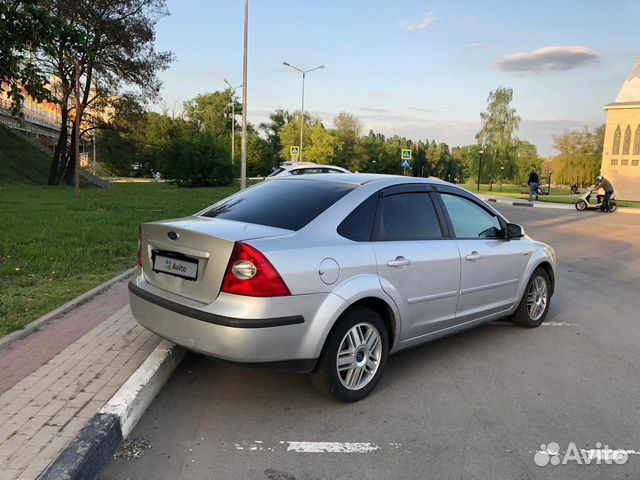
[167,231,180,241]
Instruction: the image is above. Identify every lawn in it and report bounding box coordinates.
[0,182,237,337]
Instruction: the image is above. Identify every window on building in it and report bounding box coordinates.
[612,126,621,155]
[621,159,629,166]
[634,126,640,156]
[623,125,632,155]
[611,159,618,166]
[632,159,639,166]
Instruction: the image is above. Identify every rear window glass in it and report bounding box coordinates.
[337,193,378,241]
[201,180,357,231]
[266,167,285,177]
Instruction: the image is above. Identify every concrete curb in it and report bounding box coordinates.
[482,196,640,214]
[0,267,137,351]
[37,339,185,480]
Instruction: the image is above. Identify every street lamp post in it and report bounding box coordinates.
[283,62,325,162]
[224,79,242,165]
[477,149,484,192]
[240,0,249,189]
[500,166,505,192]
[548,170,552,195]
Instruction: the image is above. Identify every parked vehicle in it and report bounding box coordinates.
[570,184,580,194]
[575,188,617,212]
[266,162,350,179]
[129,175,556,401]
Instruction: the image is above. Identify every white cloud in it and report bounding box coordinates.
[494,46,599,73]
[401,11,439,32]
[466,42,487,48]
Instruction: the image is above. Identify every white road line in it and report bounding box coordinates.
[540,321,576,327]
[233,441,403,454]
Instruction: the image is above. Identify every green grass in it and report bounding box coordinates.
[0,182,237,337]
[0,125,52,184]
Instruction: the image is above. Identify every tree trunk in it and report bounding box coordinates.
[48,110,69,185]
[64,123,76,185]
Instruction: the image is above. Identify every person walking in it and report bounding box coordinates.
[528,168,539,201]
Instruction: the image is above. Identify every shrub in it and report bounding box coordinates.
[160,133,233,187]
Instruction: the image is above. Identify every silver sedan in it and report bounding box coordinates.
[129,174,556,401]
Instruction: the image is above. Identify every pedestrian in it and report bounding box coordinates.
[528,168,539,201]
[595,175,614,212]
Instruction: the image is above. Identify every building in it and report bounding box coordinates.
[600,56,640,201]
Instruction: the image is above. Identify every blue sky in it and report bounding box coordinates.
[154,0,640,156]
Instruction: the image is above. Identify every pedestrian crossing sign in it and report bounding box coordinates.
[290,146,300,156]
[401,149,412,160]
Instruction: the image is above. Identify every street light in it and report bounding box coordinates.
[477,149,484,192]
[500,166,505,192]
[283,62,325,161]
[223,79,242,165]
[240,0,249,189]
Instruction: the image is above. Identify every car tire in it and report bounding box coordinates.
[511,267,551,328]
[310,306,389,402]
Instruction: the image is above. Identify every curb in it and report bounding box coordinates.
[37,339,185,480]
[483,196,640,214]
[0,267,137,351]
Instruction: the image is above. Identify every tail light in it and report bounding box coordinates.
[137,226,144,267]
[221,242,291,297]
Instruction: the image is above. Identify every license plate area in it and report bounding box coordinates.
[152,250,199,281]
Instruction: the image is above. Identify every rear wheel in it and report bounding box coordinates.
[311,306,388,402]
[511,268,551,328]
[575,200,587,211]
[608,201,617,213]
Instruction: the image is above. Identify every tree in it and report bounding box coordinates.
[277,112,321,160]
[183,90,240,139]
[259,109,292,174]
[305,125,340,164]
[0,0,82,113]
[551,125,603,185]
[36,0,173,186]
[476,87,521,189]
[333,111,363,170]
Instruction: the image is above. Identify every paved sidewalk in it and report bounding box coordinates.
[0,279,159,480]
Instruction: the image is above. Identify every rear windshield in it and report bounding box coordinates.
[201,179,357,231]
[266,167,285,178]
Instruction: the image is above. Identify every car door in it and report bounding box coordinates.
[436,188,525,321]
[372,185,461,341]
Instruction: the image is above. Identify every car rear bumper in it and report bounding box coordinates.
[128,273,338,371]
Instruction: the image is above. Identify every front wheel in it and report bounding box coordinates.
[511,268,551,328]
[575,200,587,211]
[311,306,389,402]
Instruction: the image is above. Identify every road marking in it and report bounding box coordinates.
[233,441,404,454]
[540,321,576,327]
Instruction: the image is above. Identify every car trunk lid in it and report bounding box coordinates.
[140,216,291,304]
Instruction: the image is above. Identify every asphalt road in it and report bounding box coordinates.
[100,205,640,480]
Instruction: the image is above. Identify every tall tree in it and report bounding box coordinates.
[183,90,240,139]
[333,111,363,170]
[37,0,173,185]
[0,0,81,112]
[476,87,521,189]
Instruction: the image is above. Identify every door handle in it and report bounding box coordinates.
[387,256,411,268]
[465,251,482,262]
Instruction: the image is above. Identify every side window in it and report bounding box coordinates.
[337,194,378,241]
[373,192,442,241]
[290,169,304,175]
[440,193,503,238]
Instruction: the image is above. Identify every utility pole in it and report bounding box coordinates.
[477,149,484,192]
[74,59,80,198]
[240,0,248,189]
[224,79,242,165]
[283,62,324,162]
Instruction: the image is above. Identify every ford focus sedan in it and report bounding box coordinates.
[129,174,556,402]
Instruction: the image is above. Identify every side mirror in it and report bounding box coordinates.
[506,223,525,239]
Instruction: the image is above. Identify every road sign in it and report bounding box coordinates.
[401,159,411,168]
[401,149,412,160]
[290,146,300,156]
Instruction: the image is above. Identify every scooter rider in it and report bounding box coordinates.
[596,175,614,212]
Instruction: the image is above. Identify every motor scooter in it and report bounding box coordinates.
[575,188,617,212]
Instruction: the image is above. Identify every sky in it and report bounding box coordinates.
[152,0,640,156]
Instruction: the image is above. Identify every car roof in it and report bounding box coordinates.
[270,173,452,187]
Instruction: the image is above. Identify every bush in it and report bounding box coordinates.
[160,133,233,187]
